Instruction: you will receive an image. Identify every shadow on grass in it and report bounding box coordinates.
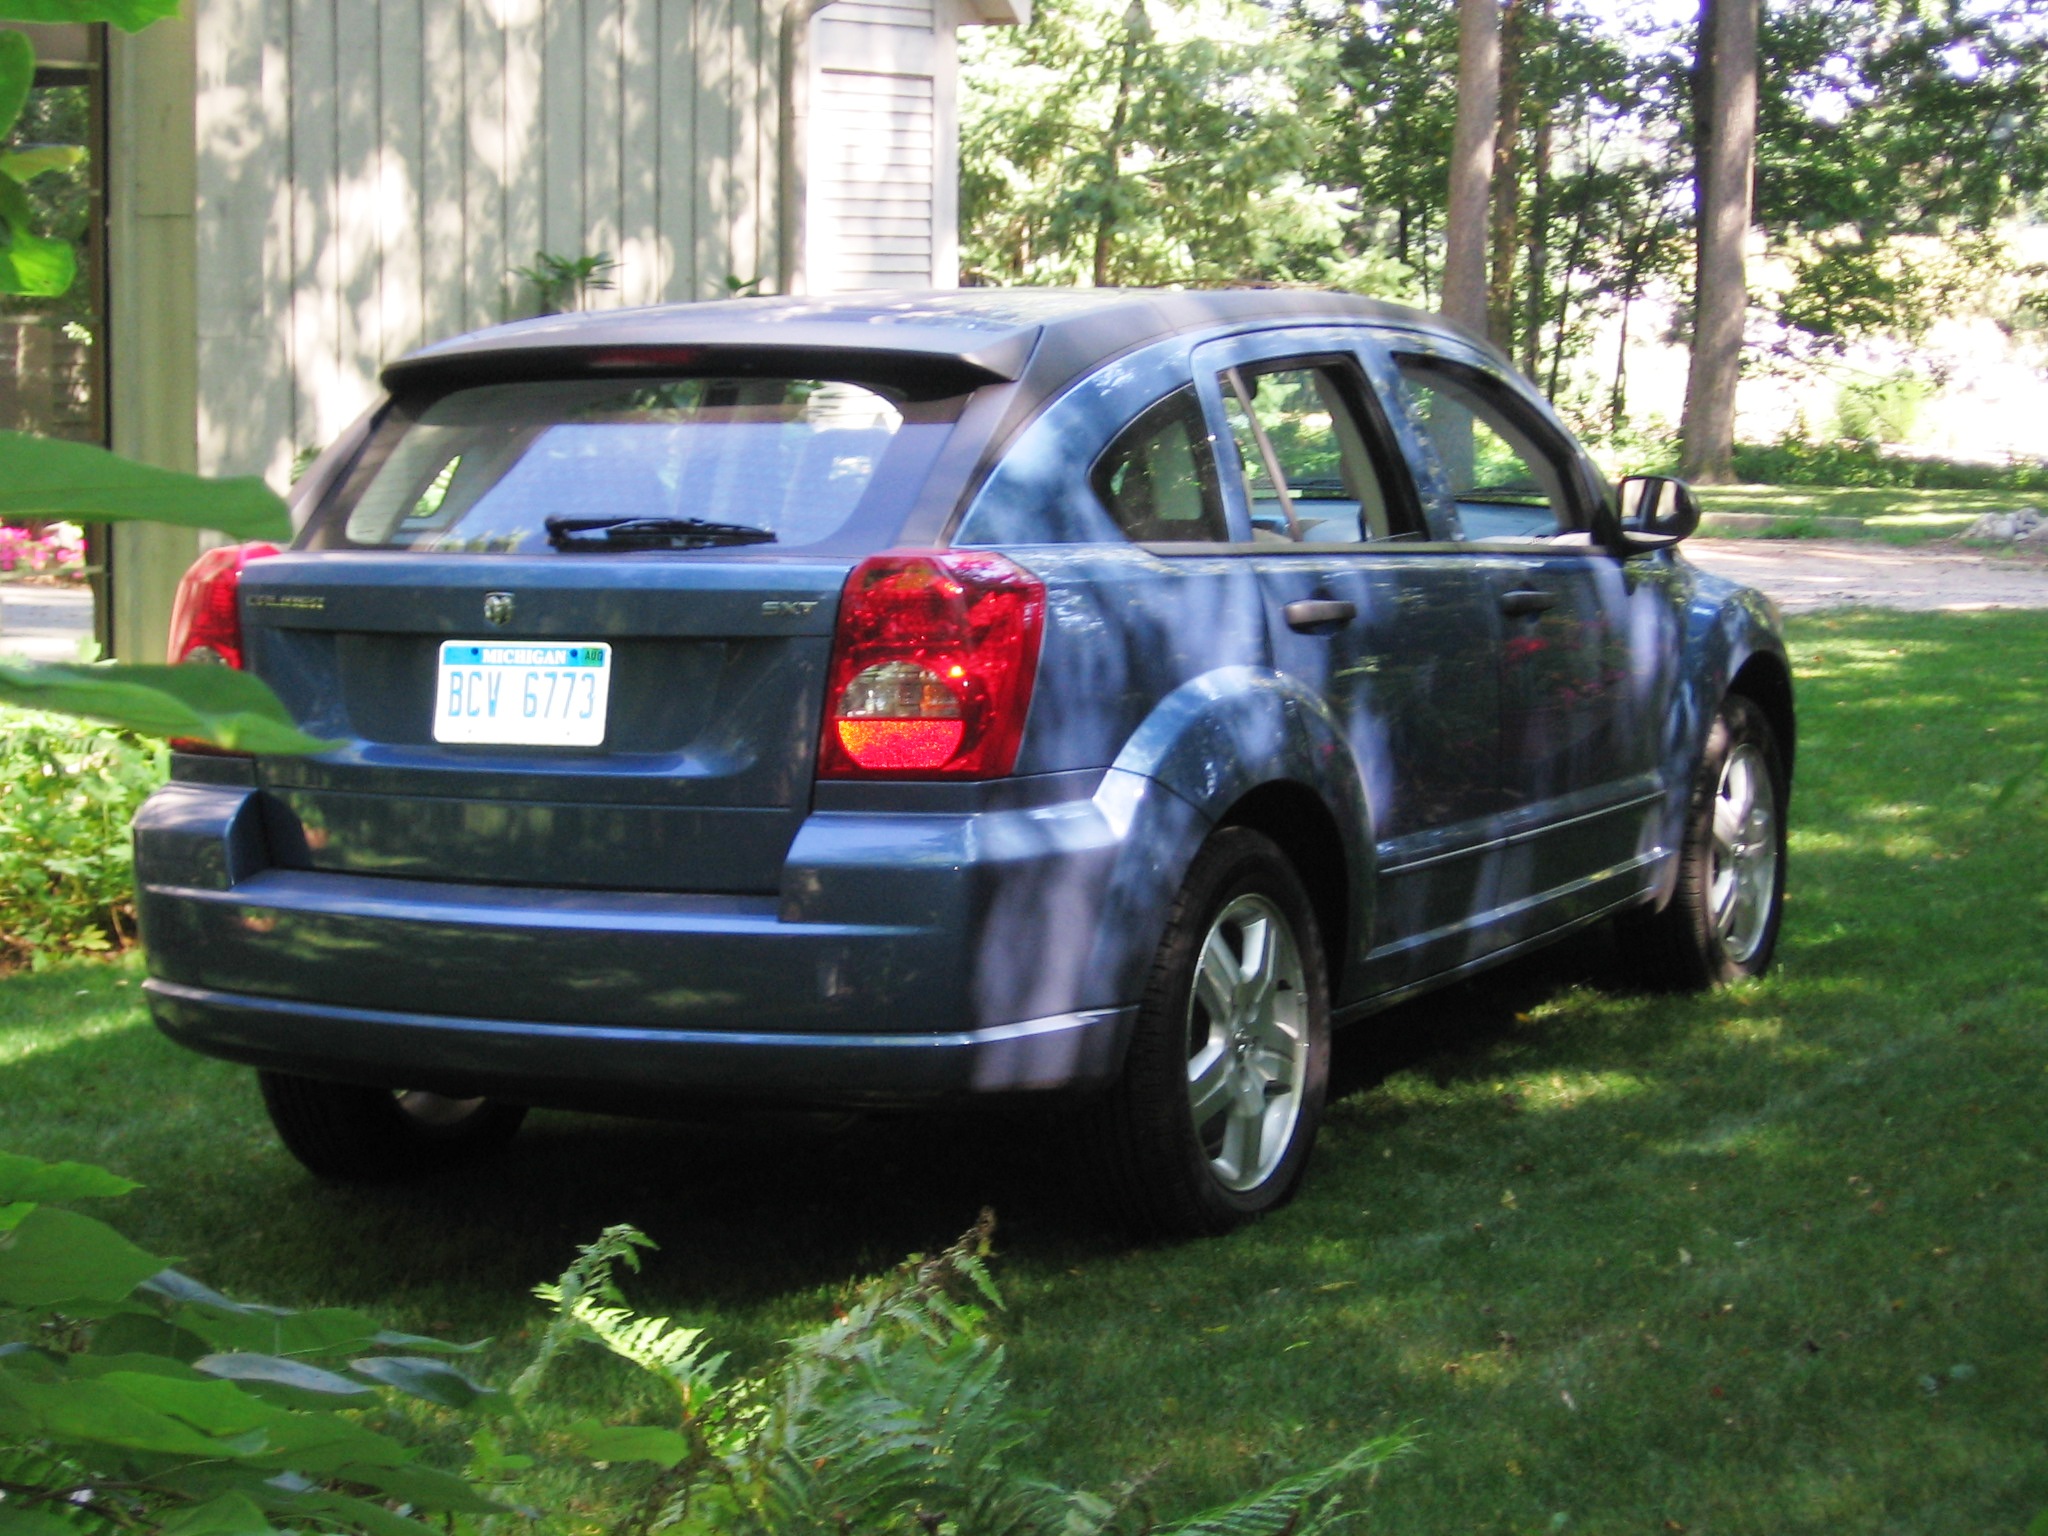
[0,919,1652,1327]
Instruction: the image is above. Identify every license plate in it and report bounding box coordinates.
[433,641,612,747]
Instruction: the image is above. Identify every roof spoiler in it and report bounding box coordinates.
[382,335,1037,401]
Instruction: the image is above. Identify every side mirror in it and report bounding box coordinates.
[1614,474,1701,552]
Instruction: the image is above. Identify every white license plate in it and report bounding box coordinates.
[433,641,613,747]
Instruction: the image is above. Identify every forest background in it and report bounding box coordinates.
[958,0,2048,478]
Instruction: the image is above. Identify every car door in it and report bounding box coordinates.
[1386,340,1678,938]
[1188,329,1510,1002]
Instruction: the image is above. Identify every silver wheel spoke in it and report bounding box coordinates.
[1196,928,1239,1029]
[1235,915,1277,1020]
[1186,1043,1234,1127]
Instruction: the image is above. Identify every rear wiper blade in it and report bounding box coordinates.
[545,515,778,551]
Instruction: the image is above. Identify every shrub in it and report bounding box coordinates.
[1830,370,1933,446]
[0,709,166,969]
[1729,438,2048,492]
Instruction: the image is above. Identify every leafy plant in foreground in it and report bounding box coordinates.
[0,1153,1408,1535]
[514,1212,1410,1535]
[0,1151,503,1535]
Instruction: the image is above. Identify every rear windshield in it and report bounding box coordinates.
[303,376,960,554]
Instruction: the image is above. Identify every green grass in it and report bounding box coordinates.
[6,611,2048,1533]
[1696,484,2035,543]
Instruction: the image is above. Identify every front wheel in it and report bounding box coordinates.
[1618,693,1788,989]
[1083,828,1330,1238]
[258,1072,527,1182]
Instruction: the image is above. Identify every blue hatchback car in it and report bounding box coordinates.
[136,289,1792,1235]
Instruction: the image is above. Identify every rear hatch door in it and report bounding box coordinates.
[243,372,956,894]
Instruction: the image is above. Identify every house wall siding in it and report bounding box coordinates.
[192,0,785,484]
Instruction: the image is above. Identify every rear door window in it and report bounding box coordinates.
[310,377,956,554]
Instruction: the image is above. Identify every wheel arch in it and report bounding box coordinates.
[1106,666,1376,1005]
[1727,648,1796,786]
[1216,782,1352,1003]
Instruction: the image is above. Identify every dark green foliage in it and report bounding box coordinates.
[1729,439,2048,491]
[0,1151,507,1536]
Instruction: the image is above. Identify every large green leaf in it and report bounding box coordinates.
[345,1354,496,1409]
[0,3,185,32]
[159,1492,282,1536]
[0,174,75,297]
[0,1503,86,1535]
[0,432,289,537]
[194,1352,378,1409]
[1,144,85,181]
[0,29,29,141]
[0,661,337,753]
[564,1418,692,1468]
[0,1151,138,1204]
[0,1374,264,1458]
[0,1205,165,1308]
[338,1461,509,1516]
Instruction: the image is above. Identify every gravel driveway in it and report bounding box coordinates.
[1684,538,2048,614]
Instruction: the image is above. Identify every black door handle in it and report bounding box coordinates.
[1283,599,1357,631]
[1498,588,1557,617]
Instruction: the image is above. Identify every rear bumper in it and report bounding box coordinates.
[145,977,1136,1109]
[135,772,1207,1108]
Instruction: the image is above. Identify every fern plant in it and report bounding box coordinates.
[515,1213,1410,1536]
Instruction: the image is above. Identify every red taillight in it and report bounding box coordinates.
[819,551,1046,779]
[166,542,280,669]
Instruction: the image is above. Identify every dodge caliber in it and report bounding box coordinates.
[135,290,1794,1236]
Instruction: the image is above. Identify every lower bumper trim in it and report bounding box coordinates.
[145,977,1136,1109]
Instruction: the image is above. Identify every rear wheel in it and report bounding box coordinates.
[258,1072,527,1182]
[1083,828,1330,1238]
[1619,693,1787,989]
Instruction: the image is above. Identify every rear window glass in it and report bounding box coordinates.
[306,377,955,554]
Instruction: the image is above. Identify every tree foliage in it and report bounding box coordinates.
[962,0,2048,431]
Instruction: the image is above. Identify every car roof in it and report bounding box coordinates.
[381,288,1478,405]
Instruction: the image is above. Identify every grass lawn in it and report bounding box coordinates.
[1696,484,2036,543]
[5,610,2047,1533]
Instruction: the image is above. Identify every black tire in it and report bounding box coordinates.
[257,1072,527,1182]
[1618,693,1787,990]
[1083,827,1331,1238]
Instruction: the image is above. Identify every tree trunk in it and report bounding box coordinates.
[1092,0,1147,288]
[1487,0,1524,351]
[1679,0,1759,483]
[1443,0,1499,336]
[1519,0,1553,380]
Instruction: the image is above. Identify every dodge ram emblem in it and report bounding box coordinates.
[483,592,515,627]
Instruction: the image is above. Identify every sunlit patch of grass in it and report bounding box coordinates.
[1697,484,2023,541]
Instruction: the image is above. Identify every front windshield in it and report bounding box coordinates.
[310,376,951,554]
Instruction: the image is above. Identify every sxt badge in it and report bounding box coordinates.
[761,600,819,619]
